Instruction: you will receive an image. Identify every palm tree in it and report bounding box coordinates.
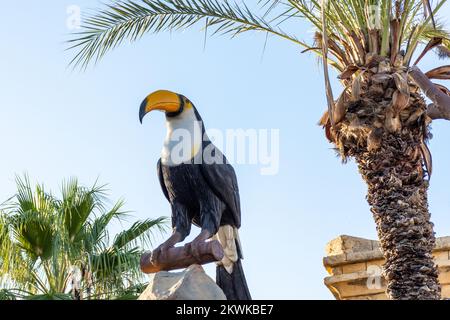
[68,0,450,300]
[0,175,167,300]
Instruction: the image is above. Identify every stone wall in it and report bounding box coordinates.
[323,235,450,300]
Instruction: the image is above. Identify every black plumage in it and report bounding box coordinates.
[157,144,241,241]
[156,106,251,300]
[140,90,251,300]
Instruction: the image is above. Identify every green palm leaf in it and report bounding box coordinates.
[91,247,140,276]
[87,199,128,248]
[59,178,107,242]
[0,289,18,301]
[10,211,55,261]
[0,212,10,265]
[24,293,73,300]
[112,217,168,249]
[0,176,167,300]
[89,247,143,297]
[68,0,309,69]
[69,0,450,72]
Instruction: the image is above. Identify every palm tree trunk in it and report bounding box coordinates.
[356,121,441,299]
[324,58,443,299]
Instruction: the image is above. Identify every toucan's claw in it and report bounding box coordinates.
[184,229,212,263]
[150,231,183,265]
[150,247,162,265]
[150,243,171,265]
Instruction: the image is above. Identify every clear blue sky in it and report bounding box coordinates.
[1,1,449,299]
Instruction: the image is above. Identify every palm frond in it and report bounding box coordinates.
[68,0,309,69]
[10,175,56,216]
[89,247,143,296]
[110,282,147,300]
[0,289,18,301]
[259,0,283,16]
[320,0,335,128]
[422,0,436,28]
[404,0,448,65]
[112,217,168,249]
[0,211,11,266]
[1,176,166,300]
[24,293,73,300]
[68,0,450,75]
[59,178,108,242]
[87,199,128,248]
[12,215,54,261]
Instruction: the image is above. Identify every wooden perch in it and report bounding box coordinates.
[140,240,224,274]
[409,66,450,121]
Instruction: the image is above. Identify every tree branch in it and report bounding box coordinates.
[140,240,224,274]
[409,66,450,120]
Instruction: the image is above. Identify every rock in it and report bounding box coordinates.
[138,264,226,300]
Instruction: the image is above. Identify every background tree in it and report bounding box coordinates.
[0,175,167,300]
[69,0,450,299]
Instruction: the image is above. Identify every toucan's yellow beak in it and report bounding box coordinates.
[139,90,181,123]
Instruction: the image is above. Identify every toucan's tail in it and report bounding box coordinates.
[214,225,252,300]
[216,259,251,300]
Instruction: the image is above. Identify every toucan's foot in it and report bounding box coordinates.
[151,231,182,265]
[150,243,172,265]
[184,230,212,263]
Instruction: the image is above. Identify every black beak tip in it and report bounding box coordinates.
[139,98,147,124]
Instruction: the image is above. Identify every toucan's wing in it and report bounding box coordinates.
[157,159,170,202]
[199,143,241,228]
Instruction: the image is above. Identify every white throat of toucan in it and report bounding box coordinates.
[161,106,203,166]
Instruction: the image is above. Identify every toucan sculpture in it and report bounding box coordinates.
[139,90,251,300]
